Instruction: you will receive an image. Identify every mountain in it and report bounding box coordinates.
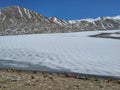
[0,6,64,35]
[0,6,120,35]
[50,16,120,31]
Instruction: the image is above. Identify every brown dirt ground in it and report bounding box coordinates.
[0,69,120,90]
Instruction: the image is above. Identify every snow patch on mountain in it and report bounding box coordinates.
[17,6,23,17]
[24,8,32,19]
[49,16,69,26]
[0,10,1,15]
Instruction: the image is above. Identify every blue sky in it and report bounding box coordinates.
[0,0,120,20]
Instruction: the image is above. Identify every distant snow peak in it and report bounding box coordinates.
[68,15,120,24]
[68,17,102,24]
[80,18,98,22]
[112,15,120,19]
[49,16,69,26]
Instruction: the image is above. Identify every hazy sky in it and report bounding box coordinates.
[0,0,120,20]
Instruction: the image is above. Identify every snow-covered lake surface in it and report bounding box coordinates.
[0,30,120,77]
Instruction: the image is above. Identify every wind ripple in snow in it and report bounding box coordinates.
[0,48,70,71]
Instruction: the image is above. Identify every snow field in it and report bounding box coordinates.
[0,30,120,77]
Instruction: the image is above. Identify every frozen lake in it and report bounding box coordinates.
[0,30,120,77]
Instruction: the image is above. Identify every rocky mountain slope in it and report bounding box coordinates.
[0,6,64,35]
[50,16,120,31]
[0,6,120,35]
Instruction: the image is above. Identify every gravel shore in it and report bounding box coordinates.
[89,31,120,39]
[0,69,120,90]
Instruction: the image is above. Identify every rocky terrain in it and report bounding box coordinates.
[0,69,120,90]
[0,6,120,35]
[50,16,120,31]
[90,31,120,39]
[0,6,65,35]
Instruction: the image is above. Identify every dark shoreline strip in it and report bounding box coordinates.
[89,33,120,40]
[0,68,120,81]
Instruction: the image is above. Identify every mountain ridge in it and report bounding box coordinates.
[0,6,120,35]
